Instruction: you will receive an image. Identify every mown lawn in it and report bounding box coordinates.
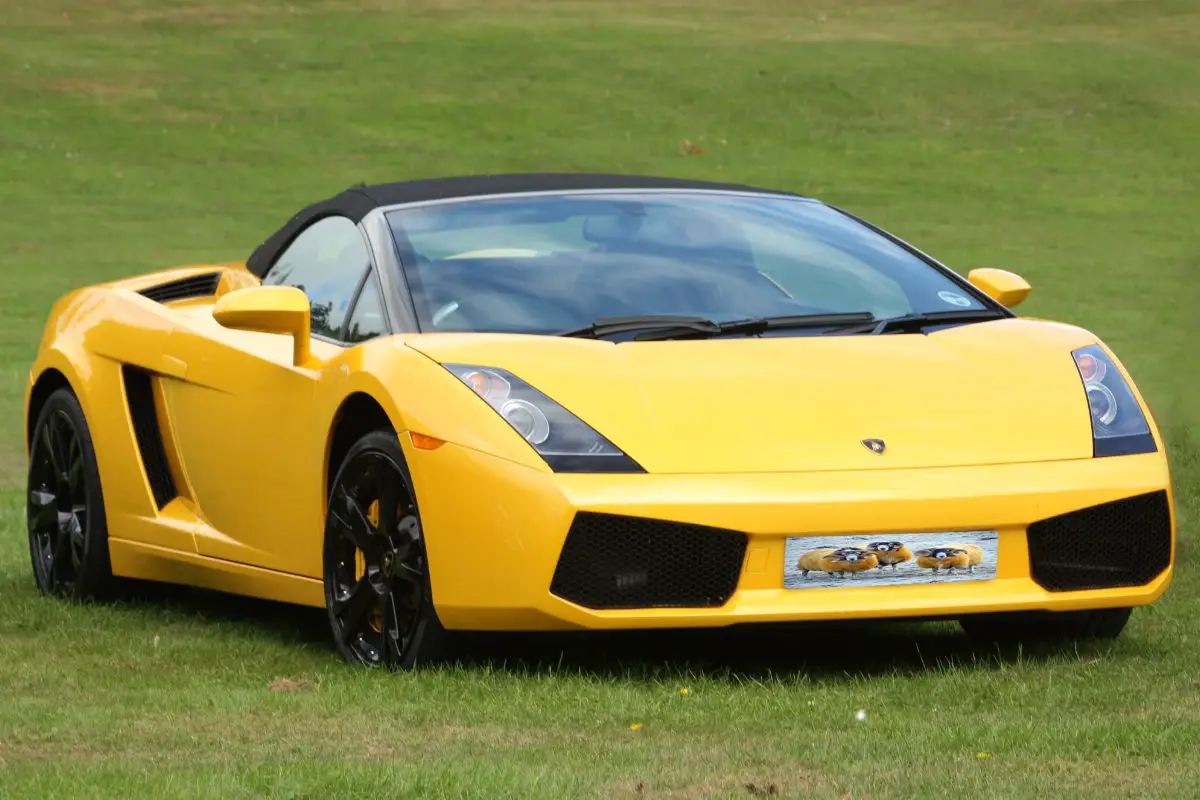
[1,1,1198,797]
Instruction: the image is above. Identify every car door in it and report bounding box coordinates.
[162,216,377,577]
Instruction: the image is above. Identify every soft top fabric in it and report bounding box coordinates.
[245,173,797,276]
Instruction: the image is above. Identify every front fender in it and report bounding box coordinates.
[326,336,550,474]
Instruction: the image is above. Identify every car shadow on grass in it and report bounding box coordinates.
[456,619,1142,681]
[78,580,1145,680]
[108,578,332,649]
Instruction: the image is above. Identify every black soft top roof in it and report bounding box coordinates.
[245,172,797,277]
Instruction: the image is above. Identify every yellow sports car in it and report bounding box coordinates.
[25,174,1175,668]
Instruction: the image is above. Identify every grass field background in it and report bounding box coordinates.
[1,1,1198,797]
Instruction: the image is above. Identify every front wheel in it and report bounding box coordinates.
[27,387,115,599]
[322,430,454,669]
[959,607,1132,644]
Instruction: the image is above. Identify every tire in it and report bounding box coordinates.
[322,429,455,669]
[27,387,115,599]
[959,607,1132,644]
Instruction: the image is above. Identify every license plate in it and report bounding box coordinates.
[783,531,998,589]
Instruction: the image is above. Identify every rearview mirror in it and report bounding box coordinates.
[213,285,312,366]
[968,268,1031,308]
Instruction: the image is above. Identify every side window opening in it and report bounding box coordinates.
[345,271,389,344]
[262,216,372,341]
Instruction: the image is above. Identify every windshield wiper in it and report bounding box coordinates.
[560,312,876,341]
[698,312,876,338]
[833,308,1007,336]
[560,315,723,340]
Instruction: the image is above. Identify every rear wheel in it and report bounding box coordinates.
[959,607,1132,643]
[27,387,114,599]
[323,430,453,669]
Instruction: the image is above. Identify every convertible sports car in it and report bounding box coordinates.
[25,174,1175,668]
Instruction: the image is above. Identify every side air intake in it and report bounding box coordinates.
[122,366,178,509]
[1027,491,1172,591]
[139,272,222,304]
[550,513,748,609]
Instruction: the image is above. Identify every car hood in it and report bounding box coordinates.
[405,319,1100,474]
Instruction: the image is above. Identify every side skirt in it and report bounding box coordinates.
[108,538,325,608]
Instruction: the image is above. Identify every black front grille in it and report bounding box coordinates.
[122,366,178,509]
[550,513,747,609]
[1027,491,1172,592]
[139,272,221,304]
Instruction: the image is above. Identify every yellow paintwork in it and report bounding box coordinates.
[24,262,1175,630]
[968,268,1032,308]
[213,285,313,366]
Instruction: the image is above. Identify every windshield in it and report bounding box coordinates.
[385,191,989,335]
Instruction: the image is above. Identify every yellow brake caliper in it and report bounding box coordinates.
[356,499,383,634]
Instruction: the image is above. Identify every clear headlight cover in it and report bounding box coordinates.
[1072,345,1156,457]
[444,364,644,473]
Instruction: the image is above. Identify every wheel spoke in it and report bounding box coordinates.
[55,512,74,548]
[28,490,57,531]
[49,414,72,479]
[391,562,424,611]
[41,422,63,476]
[330,487,377,555]
[377,477,400,540]
[332,577,374,643]
[379,591,402,666]
[393,515,420,560]
[72,504,87,545]
[50,525,73,584]
[69,508,86,552]
[395,561,424,583]
[68,450,85,498]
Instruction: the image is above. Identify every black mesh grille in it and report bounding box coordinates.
[550,513,747,609]
[139,273,221,304]
[1027,491,1172,592]
[122,366,178,509]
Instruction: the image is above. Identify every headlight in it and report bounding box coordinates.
[1072,346,1156,457]
[444,364,644,473]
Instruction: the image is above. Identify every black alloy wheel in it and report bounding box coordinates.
[323,430,452,669]
[27,387,114,599]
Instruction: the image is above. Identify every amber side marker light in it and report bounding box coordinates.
[409,432,446,451]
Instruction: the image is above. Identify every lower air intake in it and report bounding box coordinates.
[550,513,747,609]
[1027,490,1172,592]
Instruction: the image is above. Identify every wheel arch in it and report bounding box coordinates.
[325,391,402,503]
[26,355,88,457]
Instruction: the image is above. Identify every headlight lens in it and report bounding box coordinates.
[1072,345,1156,457]
[445,364,644,473]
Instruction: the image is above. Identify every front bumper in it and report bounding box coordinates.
[408,442,1174,631]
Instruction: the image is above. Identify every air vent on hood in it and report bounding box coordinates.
[139,273,222,304]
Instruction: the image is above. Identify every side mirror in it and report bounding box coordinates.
[213,285,312,366]
[968,268,1031,308]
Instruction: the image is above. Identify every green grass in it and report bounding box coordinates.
[2,1,1199,796]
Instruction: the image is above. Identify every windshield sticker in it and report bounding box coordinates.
[784,531,999,589]
[937,290,973,308]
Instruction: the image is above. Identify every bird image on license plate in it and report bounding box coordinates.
[784,531,999,589]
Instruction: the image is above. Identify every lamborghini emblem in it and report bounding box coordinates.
[862,439,887,455]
